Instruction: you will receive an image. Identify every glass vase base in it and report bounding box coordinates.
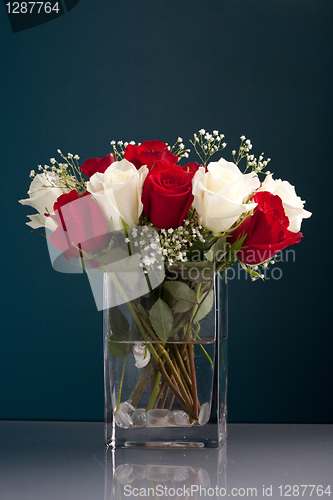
[106,419,227,449]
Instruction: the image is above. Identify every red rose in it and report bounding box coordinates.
[124,140,178,169]
[80,153,115,178]
[182,162,201,175]
[49,189,110,260]
[142,160,195,229]
[53,189,89,212]
[230,191,302,264]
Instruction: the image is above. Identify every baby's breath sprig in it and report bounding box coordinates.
[110,140,136,161]
[126,224,164,271]
[32,151,86,194]
[157,213,212,266]
[57,150,86,193]
[232,136,271,175]
[134,211,212,267]
[231,136,253,166]
[169,137,191,160]
[245,152,271,175]
[190,129,226,166]
[240,256,276,282]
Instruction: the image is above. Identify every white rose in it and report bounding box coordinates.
[87,159,148,230]
[260,174,312,232]
[19,172,68,230]
[192,158,260,233]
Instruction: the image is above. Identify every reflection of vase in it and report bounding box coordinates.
[104,446,227,500]
[104,269,228,448]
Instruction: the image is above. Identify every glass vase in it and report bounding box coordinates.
[104,266,228,448]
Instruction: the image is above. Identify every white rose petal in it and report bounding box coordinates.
[192,158,260,233]
[260,174,312,232]
[25,213,47,229]
[26,213,57,232]
[87,159,148,231]
[19,172,69,230]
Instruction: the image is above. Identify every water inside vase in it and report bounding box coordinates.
[107,338,217,429]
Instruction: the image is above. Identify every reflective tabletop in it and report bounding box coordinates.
[0,422,332,499]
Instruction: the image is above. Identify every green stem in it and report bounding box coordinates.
[131,365,150,408]
[138,316,193,402]
[187,344,199,420]
[147,371,162,410]
[166,391,175,410]
[192,281,214,324]
[116,355,127,413]
[161,347,193,406]
[128,373,142,401]
[157,382,169,409]
[199,343,214,370]
[156,359,190,413]
[107,273,199,414]
[189,283,202,324]
[171,345,192,390]
[168,351,194,409]
[107,273,160,361]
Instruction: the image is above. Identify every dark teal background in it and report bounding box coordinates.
[1,0,332,422]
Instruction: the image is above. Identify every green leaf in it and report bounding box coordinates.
[214,236,228,260]
[239,261,264,281]
[149,298,173,342]
[171,311,192,339]
[108,339,131,357]
[215,234,248,272]
[172,299,194,313]
[136,303,149,320]
[162,280,194,313]
[204,247,214,263]
[229,233,247,254]
[163,280,197,305]
[186,236,217,261]
[194,289,214,323]
[108,306,130,337]
[108,307,131,357]
[140,287,160,310]
[205,236,228,263]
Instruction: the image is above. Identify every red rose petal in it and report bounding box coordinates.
[80,153,115,178]
[124,140,178,169]
[142,160,193,229]
[230,191,302,264]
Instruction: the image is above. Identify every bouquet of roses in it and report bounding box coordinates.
[19,130,311,429]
